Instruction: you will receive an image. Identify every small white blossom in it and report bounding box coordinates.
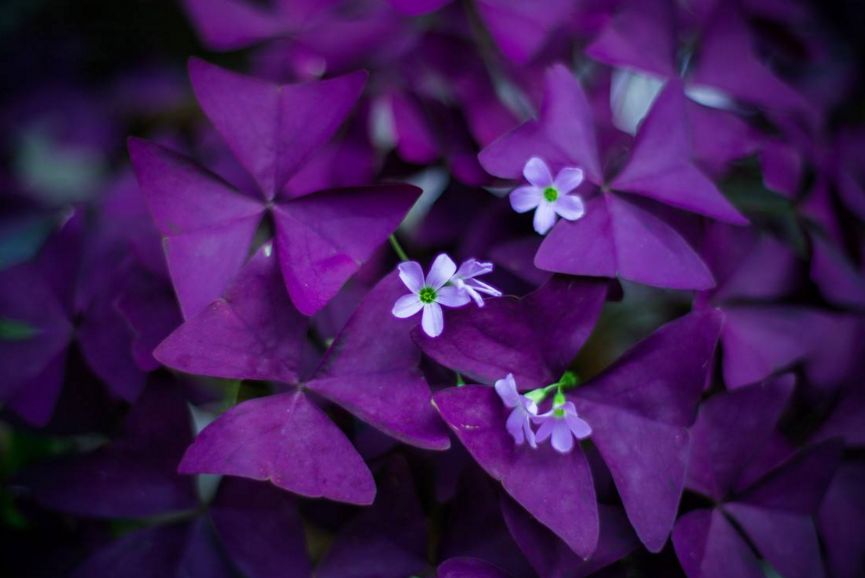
[452,259,502,307]
[532,399,592,454]
[495,374,539,448]
[392,254,470,337]
[510,157,586,235]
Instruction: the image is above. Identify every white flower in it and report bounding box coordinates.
[391,254,470,337]
[452,259,502,307]
[495,374,538,448]
[510,157,586,235]
[532,399,592,454]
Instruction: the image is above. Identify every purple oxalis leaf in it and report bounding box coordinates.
[480,64,603,184]
[433,384,600,558]
[308,271,450,450]
[0,263,72,403]
[22,379,198,518]
[159,252,446,502]
[686,375,795,501]
[673,509,765,578]
[689,1,808,113]
[71,519,236,578]
[717,439,842,578]
[271,183,420,315]
[188,57,366,200]
[416,275,608,390]
[585,0,677,78]
[130,60,420,317]
[130,135,420,317]
[433,308,722,556]
[210,478,312,578]
[500,496,639,578]
[609,80,747,225]
[474,0,577,66]
[179,389,376,505]
[316,456,427,578]
[817,464,865,578]
[481,65,740,290]
[127,137,264,320]
[1,210,163,423]
[154,246,310,384]
[437,557,514,578]
[570,309,723,552]
[676,376,845,578]
[6,351,67,426]
[536,194,716,289]
[7,3,862,576]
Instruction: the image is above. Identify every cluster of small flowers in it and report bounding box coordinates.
[392,255,501,337]
[495,373,592,454]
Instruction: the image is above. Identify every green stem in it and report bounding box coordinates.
[388,234,410,262]
[525,371,580,404]
[455,372,466,387]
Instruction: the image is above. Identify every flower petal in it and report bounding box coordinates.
[461,284,486,307]
[523,157,554,188]
[566,413,593,440]
[494,374,520,408]
[392,294,423,318]
[426,254,457,289]
[506,409,527,444]
[510,186,542,213]
[533,202,558,235]
[553,167,585,194]
[523,418,538,449]
[397,261,425,293]
[455,258,494,280]
[421,303,444,337]
[551,423,575,453]
[535,417,555,443]
[554,194,586,221]
[436,286,472,308]
[467,279,502,297]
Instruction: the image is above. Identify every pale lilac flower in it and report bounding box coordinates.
[533,399,592,454]
[495,373,538,448]
[510,157,586,235]
[392,254,470,337]
[452,259,502,307]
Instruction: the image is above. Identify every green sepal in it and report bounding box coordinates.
[553,389,566,408]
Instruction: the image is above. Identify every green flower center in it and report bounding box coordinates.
[419,287,438,304]
[554,407,566,418]
[543,186,558,202]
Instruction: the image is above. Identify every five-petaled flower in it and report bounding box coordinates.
[510,157,586,235]
[533,398,592,454]
[495,374,539,448]
[392,254,501,337]
[392,254,471,337]
[451,259,502,307]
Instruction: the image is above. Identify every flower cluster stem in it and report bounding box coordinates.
[525,370,580,404]
[388,234,410,262]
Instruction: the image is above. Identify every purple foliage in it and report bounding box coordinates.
[1,1,864,577]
